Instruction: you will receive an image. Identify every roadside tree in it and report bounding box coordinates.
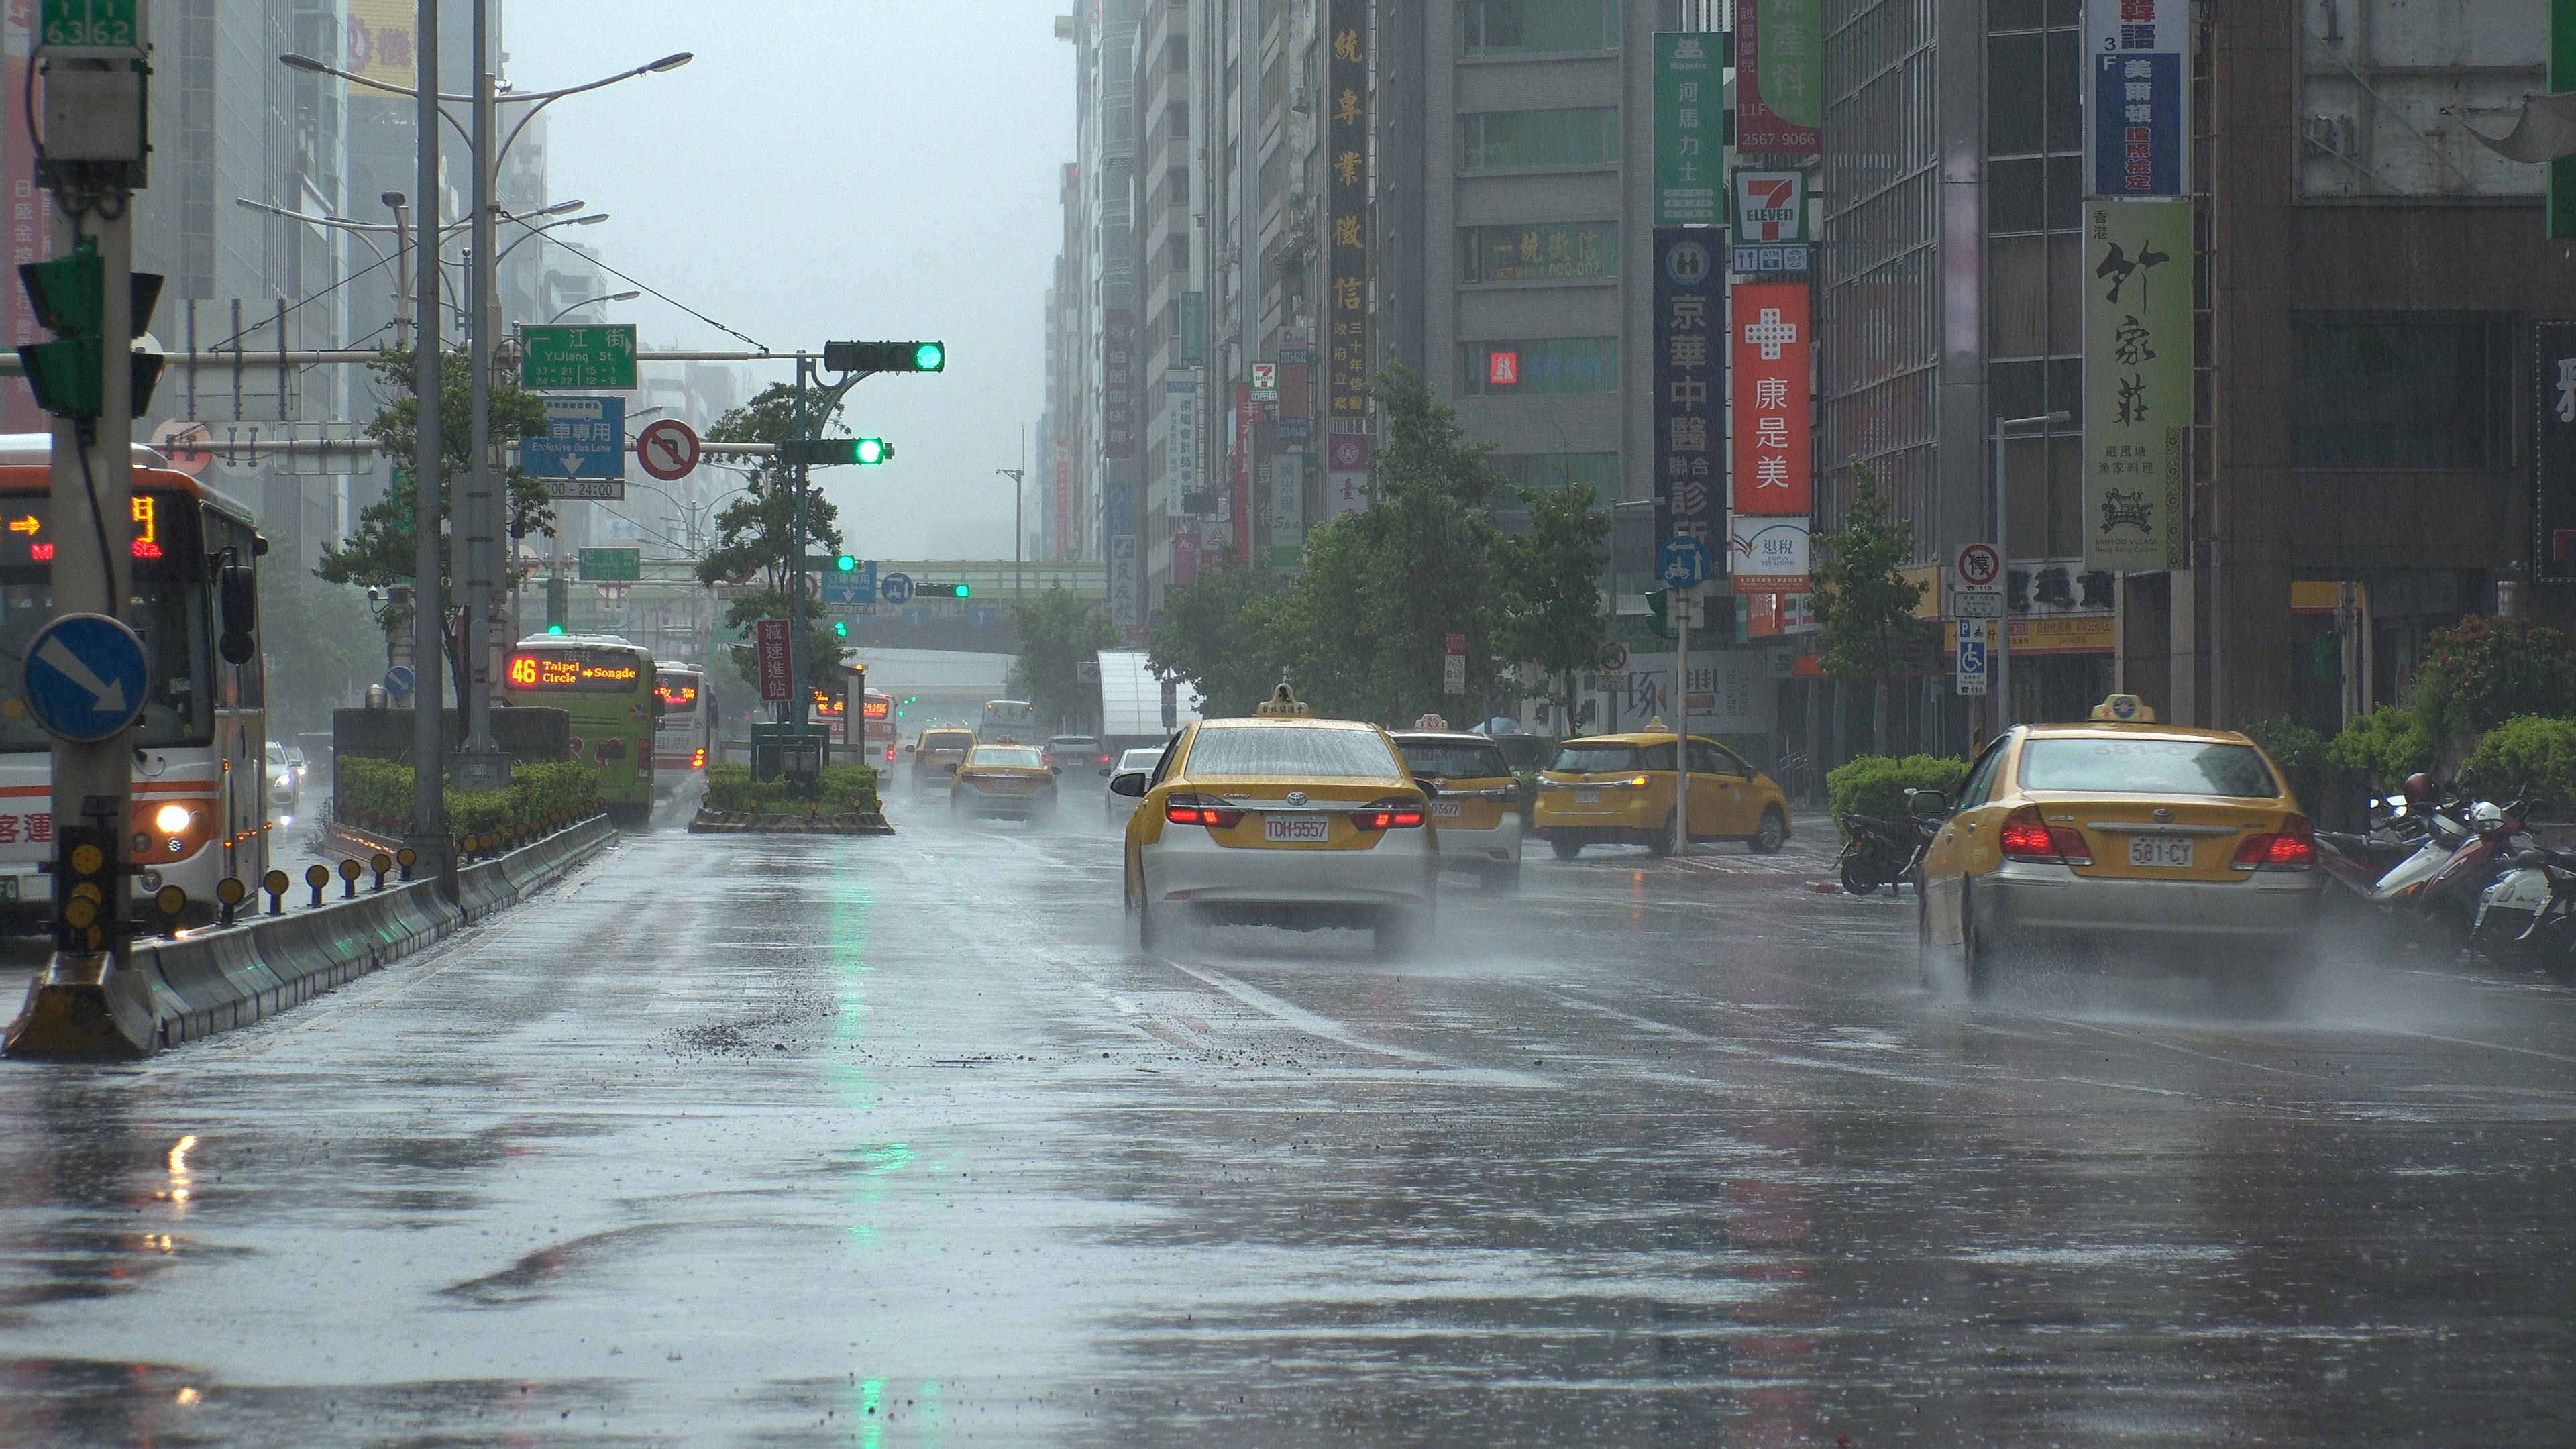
[1809,461,1931,756]
[1009,586,1120,732]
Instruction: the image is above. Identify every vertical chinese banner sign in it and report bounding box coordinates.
[3,7,46,431]
[1652,231,1723,559]
[2082,199,2190,572]
[1736,0,1823,154]
[2085,0,2186,197]
[1326,2,1369,429]
[754,619,793,704]
[1729,280,1813,592]
[1104,307,1137,633]
[1652,33,1720,225]
[2532,321,2576,582]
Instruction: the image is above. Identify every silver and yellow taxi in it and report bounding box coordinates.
[1113,689,1438,955]
[1389,729,1524,891]
[1915,696,2323,1003]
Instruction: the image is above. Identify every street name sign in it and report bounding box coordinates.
[636,418,700,481]
[23,614,148,741]
[520,324,639,390]
[578,547,640,582]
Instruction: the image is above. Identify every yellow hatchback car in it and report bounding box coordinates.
[1112,690,1438,955]
[1915,696,2322,1002]
[1532,727,1790,859]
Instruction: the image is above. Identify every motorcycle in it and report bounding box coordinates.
[1835,792,1938,897]
[2472,843,2576,975]
[2319,792,2529,951]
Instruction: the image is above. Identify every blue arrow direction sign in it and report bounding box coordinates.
[382,665,417,696]
[1657,536,1711,590]
[521,396,627,482]
[879,572,914,605]
[819,561,877,604]
[23,613,149,742]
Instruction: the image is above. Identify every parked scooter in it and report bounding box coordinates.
[2472,843,2576,975]
[2319,786,2530,951]
[1834,790,1939,896]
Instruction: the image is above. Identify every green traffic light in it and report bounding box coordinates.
[914,343,945,372]
[546,623,566,636]
[834,554,857,572]
[833,620,849,638]
[951,583,971,599]
[855,437,888,465]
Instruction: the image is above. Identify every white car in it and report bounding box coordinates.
[1102,745,1166,824]
[263,740,299,821]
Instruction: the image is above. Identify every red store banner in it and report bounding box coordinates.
[1729,281,1811,517]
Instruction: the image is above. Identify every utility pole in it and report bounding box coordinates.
[6,9,162,1057]
[785,356,811,727]
[1673,592,1692,859]
[454,0,508,790]
[411,0,452,889]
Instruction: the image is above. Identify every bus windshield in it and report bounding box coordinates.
[655,670,702,718]
[0,489,215,752]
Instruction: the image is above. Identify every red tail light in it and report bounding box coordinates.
[1351,799,1428,830]
[1164,794,1245,829]
[2231,814,2315,871]
[690,747,706,770]
[1999,805,2091,865]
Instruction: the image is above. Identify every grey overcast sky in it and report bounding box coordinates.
[501,1,1073,561]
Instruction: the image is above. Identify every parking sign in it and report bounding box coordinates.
[1955,627,1990,696]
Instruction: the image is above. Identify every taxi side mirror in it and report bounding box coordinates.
[1049,765,1062,775]
[1909,790,1949,820]
[1416,780,1442,797]
[1109,771,1148,798]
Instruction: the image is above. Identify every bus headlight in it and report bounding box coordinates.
[154,804,193,835]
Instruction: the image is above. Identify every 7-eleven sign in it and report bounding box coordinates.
[1732,169,1808,244]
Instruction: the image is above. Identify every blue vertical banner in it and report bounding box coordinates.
[2086,0,2188,197]
[1652,229,1725,563]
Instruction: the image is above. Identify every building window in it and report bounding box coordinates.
[1491,452,1619,493]
[1459,108,1619,170]
[1460,0,1618,57]
[1459,221,1618,283]
[2292,313,2513,470]
[1461,338,1619,396]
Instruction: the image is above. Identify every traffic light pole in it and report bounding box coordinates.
[453,0,509,792]
[409,0,452,891]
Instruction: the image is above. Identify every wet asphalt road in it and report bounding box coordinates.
[3,788,2575,1445]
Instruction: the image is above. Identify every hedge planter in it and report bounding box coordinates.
[688,807,895,836]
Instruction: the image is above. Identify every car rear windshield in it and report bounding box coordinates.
[1049,737,1099,749]
[1397,741,1510,780]
[2017,738,2281,798]
[1184,724,1401,779]
[1550,741,1676,773]
[922,733,973,751]
[972,747,1043,767]
[1118,749,1165,770]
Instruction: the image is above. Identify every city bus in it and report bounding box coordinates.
[861,688,895,761]
[504,633,657,828]
[0,443,270,926]
[653,663,711,795]
[983,698,1038,742]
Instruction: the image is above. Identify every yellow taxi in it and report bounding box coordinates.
[906,728,976,793]
[949,741,1061,825]
[1390,727,1525,891]
[1532,724,1790,860]
[1915,696,2322,1001]
[1112,688,1438,955]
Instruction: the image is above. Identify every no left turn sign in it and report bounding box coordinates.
[637,419,701,481]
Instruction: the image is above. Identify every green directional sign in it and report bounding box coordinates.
[577,547,641,582]
[520,324,637,390]
[42,0,140,50]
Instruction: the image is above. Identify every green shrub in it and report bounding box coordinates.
[2323,706,2436,790]
[1826,754,1969,832]
[2410,615,2576,741]
[2242,716,2323,771]
[702,762,879,814]
[331,756,602,839]
[2463,715,2576,812]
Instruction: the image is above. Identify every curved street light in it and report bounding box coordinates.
[547,290,641,324]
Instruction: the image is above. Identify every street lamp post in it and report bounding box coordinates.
[410,0,449,882]
[545,290,639,324]
[996,466,1026,604]
[1990,409,2072,735]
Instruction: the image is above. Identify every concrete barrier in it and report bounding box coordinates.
[5,815,616,1058]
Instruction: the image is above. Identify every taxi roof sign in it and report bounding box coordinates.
[1255,684,1312,718]
[2090,694,2157,723]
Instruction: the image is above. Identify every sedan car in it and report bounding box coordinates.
[1389,731,1523,891]
[906,729,976,794]
[263,740,299,822]
[949,743,1060,824]
[1532,727,1788,859]
[1043,734,1108,771]
[1114,690,1437,956]
[1914,695,2322,1005]
[1102,745,1167,824]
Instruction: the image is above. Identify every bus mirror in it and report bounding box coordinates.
[218,561,256,665]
